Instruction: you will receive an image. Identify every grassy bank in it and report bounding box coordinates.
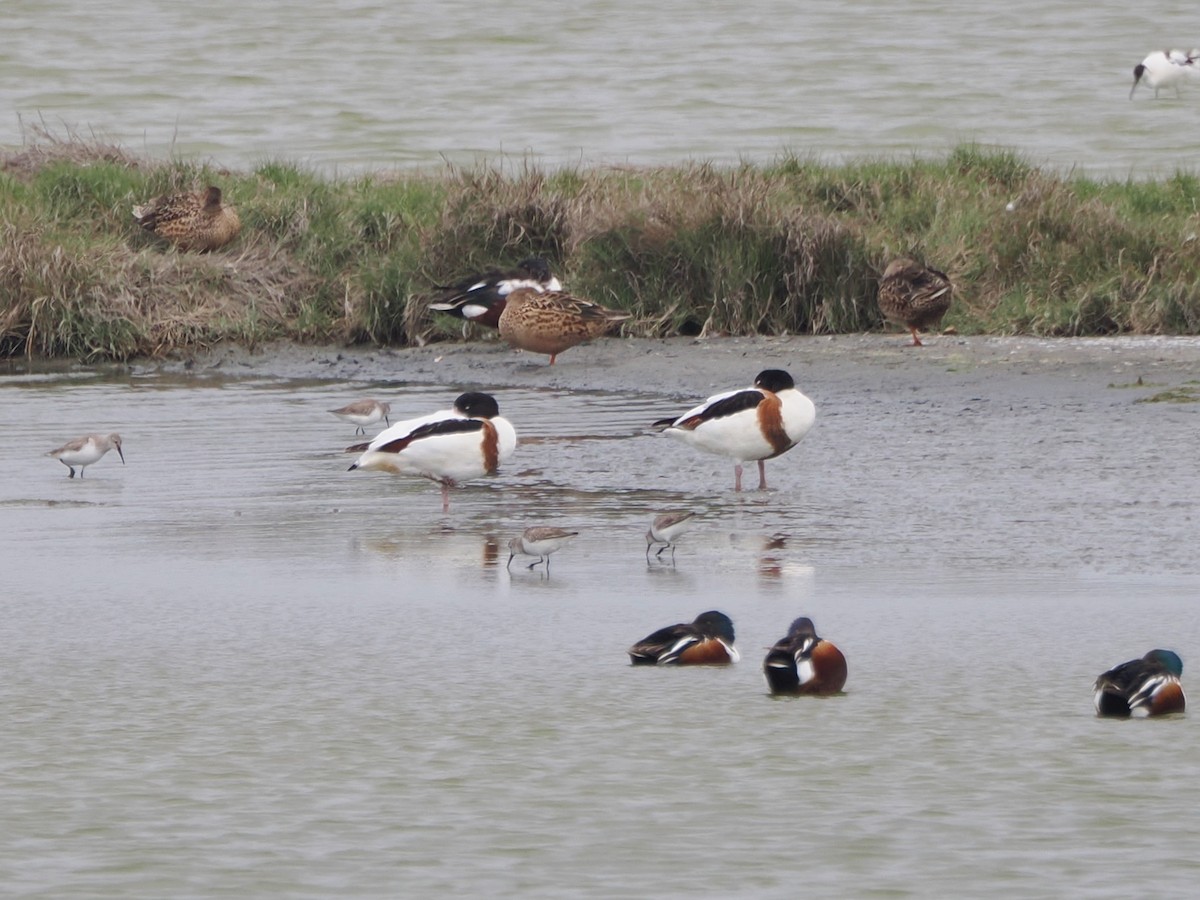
[4,129,1200,360]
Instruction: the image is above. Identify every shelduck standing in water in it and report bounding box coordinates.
[653,369,815,491]
[346,392,516,512]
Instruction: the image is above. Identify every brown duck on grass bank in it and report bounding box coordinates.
[132,185,241,252]
[877,258,953,346]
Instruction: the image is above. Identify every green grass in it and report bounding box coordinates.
[5,131,1200,360]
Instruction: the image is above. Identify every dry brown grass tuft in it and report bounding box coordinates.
[1,122,143,180]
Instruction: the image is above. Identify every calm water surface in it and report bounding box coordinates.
[2,358,1199,897]
[3,0,1200,175]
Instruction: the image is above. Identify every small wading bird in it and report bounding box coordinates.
[763,616,847,696]
[1093,649,1185,717]
[1130,49,1200,99]
[497,289,631,364]
[506,526,579,572]
[627,610,739,666]
[645,511,698,561]
[346,392,516,513]
[429,257,562,330]
[132,185,241,252]
[47,433,125,479]
[653,369,816,491]
[328,399,391,435]
[877,258,953,346]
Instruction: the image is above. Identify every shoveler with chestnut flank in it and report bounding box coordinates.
[47,432,125,479]
[878,258,953,346]
[645,510,698,561]
[628,610,739,666]
[328,398,391,435]
[497,289,631,364]
[346,392,516,512]
[763,617,847,695]
[1130,49,1200,99]
[429,257,561,330]
[1094,649,1185,717]
[653,369,815,492]
[132,185,241,252]
[506,526,579,572]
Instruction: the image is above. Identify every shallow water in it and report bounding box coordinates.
[3,0,1200,175]
[2,357,1199,897]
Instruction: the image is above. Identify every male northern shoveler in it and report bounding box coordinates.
[763,616,847,695]
[653,369,816,491]
[628,610,739,665]
[645,511,698,561]
[346,392,516,512]
[506,526,579,572]
[47,433,125,479]
[1094,649,1185,717]
[497,289,631,364]
[1130,49,1200,99]
[877,258,953,347]
[429,257,561,330]
[328,399,391,435]
[132,185,242,252]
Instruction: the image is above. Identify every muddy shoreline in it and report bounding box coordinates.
[150,334,1200,404]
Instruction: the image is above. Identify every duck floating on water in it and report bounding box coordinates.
[1094,649,1185,717]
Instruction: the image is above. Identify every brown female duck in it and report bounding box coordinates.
[877,258,953,346]
[132,185,241,252]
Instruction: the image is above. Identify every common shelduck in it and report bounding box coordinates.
[653,369,815,491]
[346,392,516,512]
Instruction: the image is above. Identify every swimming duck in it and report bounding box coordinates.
[653,369,815,491]
[47,432,125,479]
[132,185,242,252]
[1094,649,1185,717]
[628,610,739,665]
[1130,49,1200,99]
[877,258,953,346]
[346,392,516,512]
[497,289,631,364]
[763,616,847,695]
[506,526,579,572]
[429,257,561,330]
[328,399,391,435]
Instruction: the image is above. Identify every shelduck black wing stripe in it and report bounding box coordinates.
[375,418,484,454]
[680,389,764,426]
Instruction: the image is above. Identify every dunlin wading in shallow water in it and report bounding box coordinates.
[506,526,579,572]
[653,369,815,491]
[645,511,698,561]
[329,399,391,435]
[47,433,125,479]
